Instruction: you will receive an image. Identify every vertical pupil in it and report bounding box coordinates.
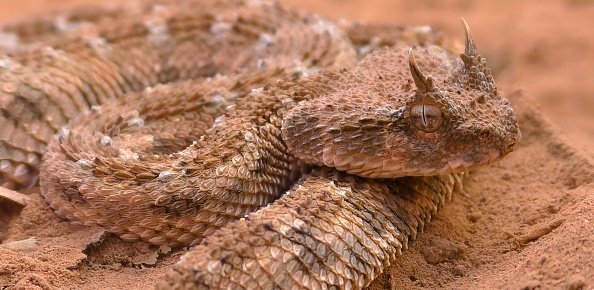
[411,104,442,133]
[421,104,428,126]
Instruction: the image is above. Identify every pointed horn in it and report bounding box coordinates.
[461,18,478,57]
[458,19,497,92]
[408,48,434,94]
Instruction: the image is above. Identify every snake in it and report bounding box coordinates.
[0,0,520,288]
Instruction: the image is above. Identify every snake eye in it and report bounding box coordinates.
[410,104,444,132]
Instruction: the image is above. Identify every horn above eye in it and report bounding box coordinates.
[461,18,478,58]
[408,48,435,94]
[410,104,443,133]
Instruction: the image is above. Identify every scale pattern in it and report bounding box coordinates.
[0,0,520,289]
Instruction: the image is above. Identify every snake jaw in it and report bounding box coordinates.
[439,148,500,174]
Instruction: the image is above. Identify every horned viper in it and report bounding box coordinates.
[0,0,519,288]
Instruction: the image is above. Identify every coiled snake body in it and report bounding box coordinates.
[0,0,519,288]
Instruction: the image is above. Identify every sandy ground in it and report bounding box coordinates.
[1,0,593,289]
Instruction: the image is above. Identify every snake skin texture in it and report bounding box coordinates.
[0,0,520,289]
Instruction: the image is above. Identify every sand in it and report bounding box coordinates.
[0,0,593,289]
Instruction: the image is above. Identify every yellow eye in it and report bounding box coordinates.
[410,104,444,133]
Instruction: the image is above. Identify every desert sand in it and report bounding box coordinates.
[0,0,593,289]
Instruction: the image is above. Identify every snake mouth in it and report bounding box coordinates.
[441,148,501,173]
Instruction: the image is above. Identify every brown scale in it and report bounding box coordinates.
[158,170,465,289]
[0,0,358,190]
[153,20,519,289]
[49,41,517,289]
[1,1,520,289]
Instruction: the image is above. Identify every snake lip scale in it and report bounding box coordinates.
[0,1,520,289]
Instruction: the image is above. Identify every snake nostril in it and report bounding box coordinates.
[501,138,517,156]
[507,138,517,149]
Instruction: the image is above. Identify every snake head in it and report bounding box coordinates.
[283,19,520,179]
[380,19,520,177]
[282,20,520,179]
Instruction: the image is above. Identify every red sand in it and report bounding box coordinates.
[1,1,593,289]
